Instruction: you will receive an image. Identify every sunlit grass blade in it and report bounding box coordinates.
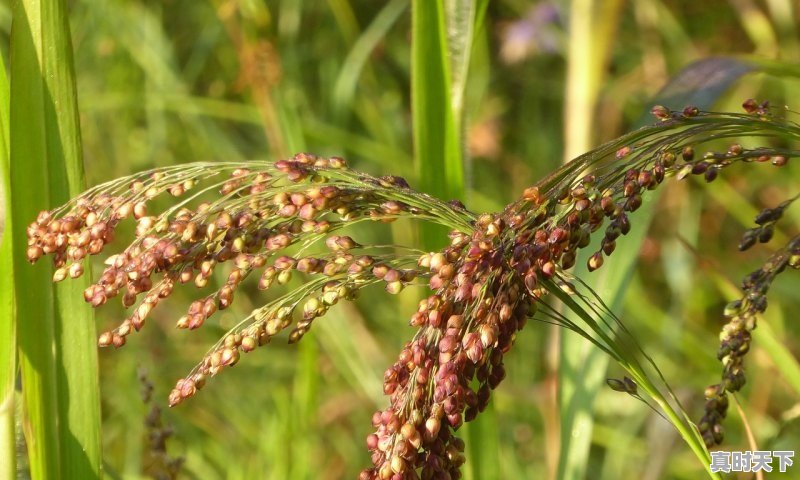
[412,0,463,249]
[10,0,101,477]
[0,43,15,480]
[443,0,488,120]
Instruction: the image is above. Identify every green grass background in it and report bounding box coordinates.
[2,1,799,479]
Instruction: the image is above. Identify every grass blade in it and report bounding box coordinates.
[333,0,408,113]
[10,0,101,477]
[412,0,463,249]
[443,0,487,120]
[0,43,15,480]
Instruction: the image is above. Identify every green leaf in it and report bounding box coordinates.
[0,42,15,480]
[333,0,408,113]
[443,0,487,119]
[412,0,464,249]
[10,0,101,477]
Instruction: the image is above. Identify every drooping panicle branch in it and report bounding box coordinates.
[360,214,533,479]
[700,203,800,447]
[26,102,800,478]
[25,153,475,403]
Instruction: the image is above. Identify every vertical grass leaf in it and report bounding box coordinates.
[10,0,102,477]
[332,0,408,114]
[0,42,15,480]
[412,0,463,249]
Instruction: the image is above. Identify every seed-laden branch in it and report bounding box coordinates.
[700,194,800,448]
[26,102,799,479]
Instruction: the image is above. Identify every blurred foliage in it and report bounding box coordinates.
[3,0,800,479]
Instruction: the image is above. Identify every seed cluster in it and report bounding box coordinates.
[26,153,460,407]
[358,102,797,477]
[169,243,423,407]
[700,198,800,447]
[26,101,799,477]
[738,197,795,251]
[360,215,532,479]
